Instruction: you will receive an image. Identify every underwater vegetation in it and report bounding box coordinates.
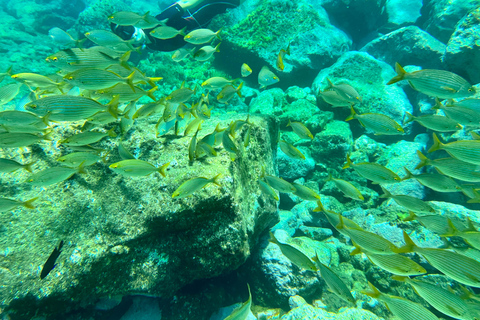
[0,0,480,319]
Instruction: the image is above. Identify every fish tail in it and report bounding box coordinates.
[215,42,221,52]
[107,95,121,119]
[147,77,162,88]
[41,112,52,126]
[76,38,87,50]
[126,71,136,92]
[379,186,392,199]
[142,11,150,21]
[215,27,223,41]
[386,62,407,85]
[77,161,87,174]
[22,197,38,209]
[287,119,292,128]
[326,78,335,90]
[326,173,333,182]
[158,162,170,177]
[285,43,291,56]
[404,112,414,124]
[313,200,325,213]
[118,51,132,70]
[107,127,117,138]
[362,282,381,299]
[342,154,352,169]
[179,26,187,36]
[345,106,356,121]
[391,275,408,282]
[268,231,280,245]
[471,131,480,140]
[428,133,443,153]
[402,211,417,222]
[146,86,158,101]
[43,131,54,141]
[335,215,345,230]
[350,242,362,256]
[402,167,413,181]
[211,173,222,187]
[23,161,36,173]
[393,231,417,253]
[414,150,430,170]
[440,218,459,237]
[432,98,443,110]
[236,82,244,98]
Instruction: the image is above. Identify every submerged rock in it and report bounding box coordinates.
[313,51,413,127]
[0,114,279,318]
[280,295,382,319]
[383,0,423,30]
[421,0,479,44]
[361,26,446,69]
[443,6,480,84]
[215,0,351,88]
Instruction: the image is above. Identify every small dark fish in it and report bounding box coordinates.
[40,240,64,279]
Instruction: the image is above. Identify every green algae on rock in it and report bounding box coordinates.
[0,114,279,318]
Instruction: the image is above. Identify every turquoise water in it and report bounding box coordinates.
[0,0,480,319]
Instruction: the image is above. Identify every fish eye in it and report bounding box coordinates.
[468,88,475,92]
[29,104,37,109]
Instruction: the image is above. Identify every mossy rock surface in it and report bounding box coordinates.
[0,114,279,318]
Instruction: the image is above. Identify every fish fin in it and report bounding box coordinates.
[335,215,345,230]
[211,173,222,187]
[158,162,170,177]
[429,99,442,112]
[345,106,356,121]
[74,161,87,174]
[107,95,121,119]
[23,161,37,173]
[471,131,480,140]
[215,27,223,40]
[414,150,429,170]
[440,86,457,93]
[146,86,158,101]
[22,197,38,209]
[404,112,414,124]
[393,231,417,254]
[268,231,280,245]
[391,275,408,282]
[118,51,132,70]
[402,212,417,222]
[386,62,407,85]
[362,282,381,299]
[76,38,87,50]
[125,71,137,92]
[326,78,335,90]
[141,11,151,21]
[465,217,478,232]
[427,132,443,153]
[379,186,392,199]
[350,242,362,256]
[402,167,413,181]
[236,82,244,98]
[342,154,352,170]
[440,218,458,237]
[107,127,117,138]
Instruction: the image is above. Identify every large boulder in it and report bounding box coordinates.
[211,0,352,89]
[383,0,423,30]
[443,6,480,84]
[361,26,446,69]
[421,0,479,44]
[0,114,279,319]
[312,51,413,128]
